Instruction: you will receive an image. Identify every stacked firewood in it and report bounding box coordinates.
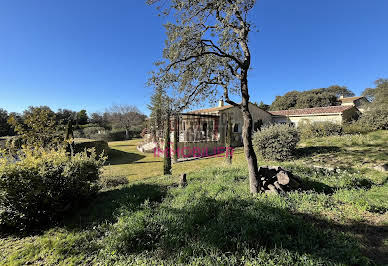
[258,166,301,194]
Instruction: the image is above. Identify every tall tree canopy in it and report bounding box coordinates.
[106,104,147,139]
[270,86,354,111]
[8,106,60,148]
[148,87,169,139]
[360,78,388,130]
[148,0,261,193]
[0,109,11,137]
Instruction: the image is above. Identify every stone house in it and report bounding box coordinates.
[269,105,360,127]
[140,97,363,158]
[338,96,369,113]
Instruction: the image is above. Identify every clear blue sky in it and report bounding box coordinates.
[0,0,387,115]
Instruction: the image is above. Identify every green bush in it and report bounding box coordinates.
[358,106,388,130]
[74,138,110,156]
[342,121,373,135]
[298,121,342,139]
[0,148,106,230]
[253,124,300,161]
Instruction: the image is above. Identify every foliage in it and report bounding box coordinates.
[270,86,354,111]
[56,109,76,125]
[0,148,105,230]
[106,105,146,140]
[253,124,300,161]
[0,109,11,137]
[76,110,88,125]
[73,139,110,156]
[298,120,343,139]
[257,100,270,111]
[7,106,62,149]
[148,87,169,139]
[360,78,388,130]
[359,106,388,130]
[342,120,373,135]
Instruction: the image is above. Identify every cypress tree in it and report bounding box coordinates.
[65,119,74,156]
[173,114,179,163]
[225,113,232,164]
[163,109,172,175]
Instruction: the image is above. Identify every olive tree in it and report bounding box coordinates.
[148,0,261,193]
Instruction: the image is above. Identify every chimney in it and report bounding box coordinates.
[218,99,224,107]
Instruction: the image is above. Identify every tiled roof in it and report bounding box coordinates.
[269,105,354,116]
[339,96,364,103]
[188,105,234,114]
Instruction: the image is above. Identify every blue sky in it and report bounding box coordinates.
[0,0,387,115]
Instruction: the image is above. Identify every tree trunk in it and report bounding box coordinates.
[163,112,172,175]
[225,113,232,165]
[240,72,260,194]
[125,128,129,140]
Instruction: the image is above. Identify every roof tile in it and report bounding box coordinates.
[269,105,354,116]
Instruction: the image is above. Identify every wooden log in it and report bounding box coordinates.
[266,184,278,194]
[274,181,285,192]
[276,171,290,185]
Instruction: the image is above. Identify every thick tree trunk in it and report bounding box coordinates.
[240,72,260,194]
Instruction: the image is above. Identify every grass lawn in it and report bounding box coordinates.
[0,131,387,265]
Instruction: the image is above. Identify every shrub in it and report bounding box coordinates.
[298,121,342,139]
[83,127,106,139]
[342,121,373,135]
[358,106,388,130]
[0,148,106,230]
[253,124,300,161]
[74,139,110,156]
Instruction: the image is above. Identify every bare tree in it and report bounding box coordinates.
[148,0,260,193]
[106,104,146,139]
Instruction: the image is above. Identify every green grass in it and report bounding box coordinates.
[1,131,387,265]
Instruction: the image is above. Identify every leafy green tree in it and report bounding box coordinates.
[106,105,146,139]
[56,109,76,125]
[270,91,300,111]
[76,110,88,125]
[326,85,354,98]
[270,86,354,111]
[257,101,270,111]
[148,87,168,139]
[8,106,61,148]
[0,109,11,137]
[148,0,261,193]
[360,78,388,130]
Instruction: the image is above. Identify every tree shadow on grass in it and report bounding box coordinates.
[107,149,146,165]
[63,183,168,229]
[296,146,341,158]
[108,195,385,265]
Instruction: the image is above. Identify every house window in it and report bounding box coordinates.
[182,121,186,131]
[233,123,239,133]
